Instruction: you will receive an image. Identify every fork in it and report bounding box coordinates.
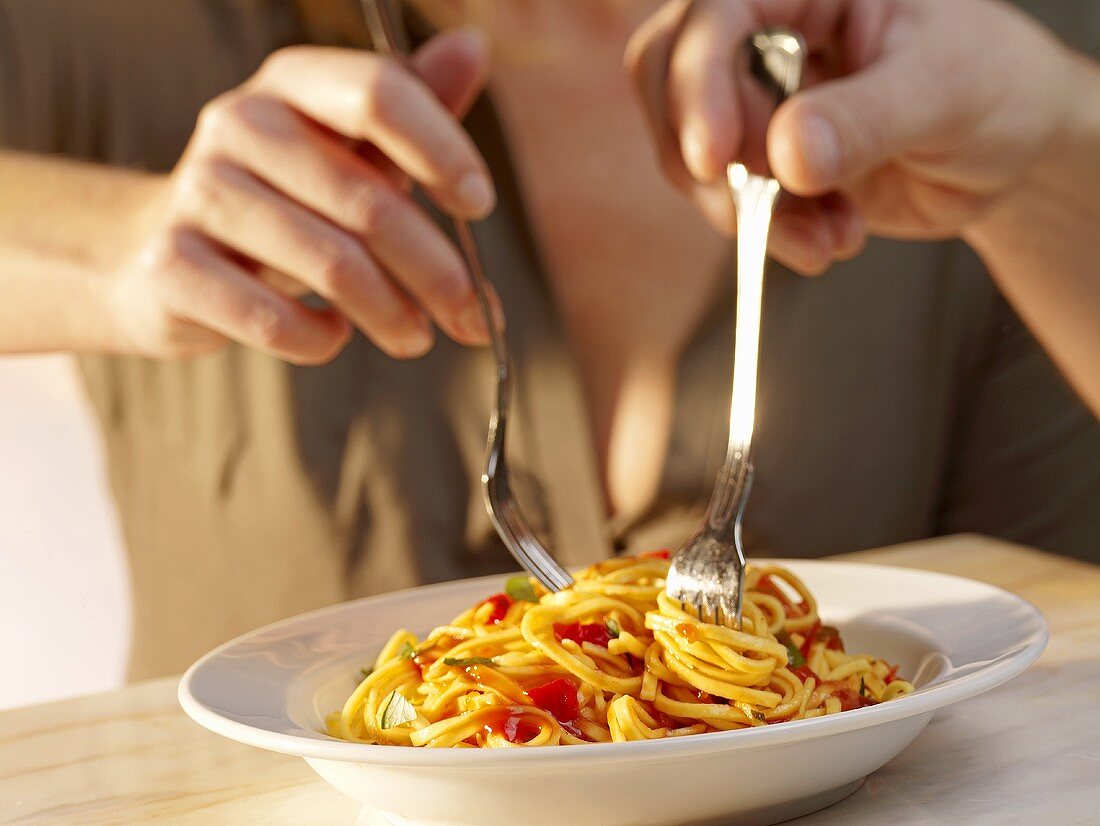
[361,0,574,593]
[665,29,806,629]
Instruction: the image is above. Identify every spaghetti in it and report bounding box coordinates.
[327,554,913,747]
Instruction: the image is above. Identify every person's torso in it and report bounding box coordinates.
[4,0,1098,680]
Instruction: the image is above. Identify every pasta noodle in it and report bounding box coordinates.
[327,553,913,747]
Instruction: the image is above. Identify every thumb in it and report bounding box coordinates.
[411,26,490,119]
[768,54,954,196]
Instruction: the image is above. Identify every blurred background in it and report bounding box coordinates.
[0,356,129,709]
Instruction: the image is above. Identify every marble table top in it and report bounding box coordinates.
[1,534,1098,824]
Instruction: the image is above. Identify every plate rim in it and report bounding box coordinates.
[179,559,1048,767]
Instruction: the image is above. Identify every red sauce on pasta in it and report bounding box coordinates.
[676,623,700,643]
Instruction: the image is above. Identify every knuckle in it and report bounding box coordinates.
[146,227,202,274]
[245,302,295,349]
[196,92,244,142]
[173,157,235,216]
[258,45,308,76]
[359,58,405,129]
[314,242,363,297]
[232,93,296,140]
[346,185,397,236]
[839,91,890,162]
[421,267,470,310]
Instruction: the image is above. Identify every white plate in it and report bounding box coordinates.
[180,560,1047,826]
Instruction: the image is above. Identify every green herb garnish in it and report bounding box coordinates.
[859,677,867,698]
[606,619,621,638]
[776,631,805,668]
[505,575,539,603]
[752,710,766,723]
[358,666,374,681]
[377,690,417,729]
[443,657,497,667]
[398,641,416,660]
[786,645,805,668]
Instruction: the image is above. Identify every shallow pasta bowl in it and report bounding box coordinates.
[179,560,1047,826]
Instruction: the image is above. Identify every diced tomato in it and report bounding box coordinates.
[639,549,671,560]
[884,664,900,685]
[832,689,877,712]
[799,622,846,657]
[526,677,580,723]
[553,621,614,648]
[480,593,513,624]
[482,707,541,743]
[791,664,820,683]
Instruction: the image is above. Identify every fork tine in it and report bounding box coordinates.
[496,495,572,592]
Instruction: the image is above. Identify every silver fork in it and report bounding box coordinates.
[362,0,574,592]
[665,29,806,628]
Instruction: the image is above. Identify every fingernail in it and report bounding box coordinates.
[395,317,434,359]
[457,301,490,343]
[800,113,841,184]
[681,122,712,182]
[456,172,496,218]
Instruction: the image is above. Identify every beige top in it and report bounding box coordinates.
[1,1,1098,680]
[2,536,1099,824]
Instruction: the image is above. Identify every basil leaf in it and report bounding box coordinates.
[776,630,805,668]
[859,677,867,698]
[358,666,374,680]
[605,619,621,639]
[786,644,805,669]
[398,641,416,660]
[378,690,417,729]
[505,575,539,603]
[443,656,497,667]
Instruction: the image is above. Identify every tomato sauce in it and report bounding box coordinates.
[791,664,820,683]
[831,688,877,711]
[757,574,810,619]
[798,622,845,658]
[675,622,700,643]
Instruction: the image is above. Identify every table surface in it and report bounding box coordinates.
[2,534,1098,825]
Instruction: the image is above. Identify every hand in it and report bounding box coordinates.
[109,27,499,364]
[627,0,1077,274]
